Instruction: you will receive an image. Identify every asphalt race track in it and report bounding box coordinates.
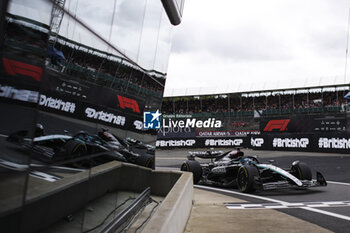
[156,148,350,233]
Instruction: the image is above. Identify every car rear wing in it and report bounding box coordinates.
[187,150,225,160]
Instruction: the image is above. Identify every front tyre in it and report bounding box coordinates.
[181,160,202,184]
[135,154,154,169]
[291,161,312,180]
[64,140,87,158]
[236,165,259,193]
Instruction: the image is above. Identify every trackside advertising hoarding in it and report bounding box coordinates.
[250,134,312,152]
[158,116,259,139]
[250,133,350,153]
[156,114,350,153]
[260,115,348,133]
[0,73,150,133]
[156,137,247,148]
[157,133,350,154]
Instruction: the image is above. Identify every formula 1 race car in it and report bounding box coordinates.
[125,137,156,155]
[6,124,154,169]
[180,149,327,193]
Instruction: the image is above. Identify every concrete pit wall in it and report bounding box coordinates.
[0,161,193,233]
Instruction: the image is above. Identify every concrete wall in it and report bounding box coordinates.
[141,171,193,233]
[0,161,193,233]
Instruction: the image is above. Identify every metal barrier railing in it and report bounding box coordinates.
[98,187,151,233]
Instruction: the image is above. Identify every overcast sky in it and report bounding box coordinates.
[164,0,350,96]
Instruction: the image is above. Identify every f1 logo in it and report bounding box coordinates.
[2,58,42,81]
[264,119,290,132]
[117,95,140,113]
[143,110,161,129]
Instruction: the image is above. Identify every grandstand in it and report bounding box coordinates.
[161,84,350,133]
[3,13,165,110]
[53,33,166,98]
[161,84,350,118]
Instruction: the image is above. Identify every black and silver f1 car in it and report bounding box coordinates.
[180,149,327,193]
[7,124,154,169]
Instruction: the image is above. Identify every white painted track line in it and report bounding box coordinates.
[328,181,350,186]
[195,185,350,221]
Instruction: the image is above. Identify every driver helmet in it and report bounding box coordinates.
[228,148,243,159]
[75,131,88,140]
[98,131,115,141]
[35,123,44,137]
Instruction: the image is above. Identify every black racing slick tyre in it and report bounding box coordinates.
[64,140,87,158]
[181,160,202,184]
[236,165,259,193]
[135,154,154,169]
[291,161,312,180]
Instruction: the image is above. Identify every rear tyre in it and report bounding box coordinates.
[7,130,28,143]
[236,165,259,193]
[291,161,312,180]
[135,154,154,169]
[64,140,87,158]
[181,160,202,184]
